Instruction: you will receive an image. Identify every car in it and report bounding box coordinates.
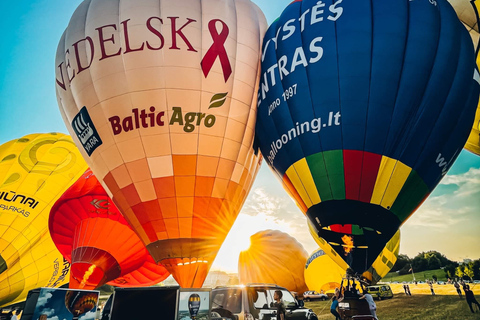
[365,284,393,300]
[303,291,329,301]
[212,284,318,320]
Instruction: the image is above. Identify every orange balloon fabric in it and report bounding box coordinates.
[55,0,267,287]
[49,169,169,289]
[238,230,309,294]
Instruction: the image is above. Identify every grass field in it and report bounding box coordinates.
[305,283,480,319]
[381,268,448,283]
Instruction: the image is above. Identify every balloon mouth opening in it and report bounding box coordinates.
[307,200,401,274]
[71,263,107,289]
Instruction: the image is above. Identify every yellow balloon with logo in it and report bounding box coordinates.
[0,133,88,307]
[308,220,400,285]
[304,249,346,294]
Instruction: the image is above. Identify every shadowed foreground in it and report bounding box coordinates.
[305,285,480,320]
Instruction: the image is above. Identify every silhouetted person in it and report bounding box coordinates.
[273,290,286,320]
[465,285,480,313]
[454,281,462,298]
[406,284,411,296]
[330,288,343,320]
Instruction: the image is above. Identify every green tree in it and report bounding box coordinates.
[456,265,465,280]
[465,263,475,281]
[392,254,411,272]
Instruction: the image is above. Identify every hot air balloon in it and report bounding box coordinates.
[304,249,346,294]
[49,169,170,289]
[254,0,480,276]
[188,293,201,320]
[55,0,266,288]
[308,220,400,284]
[65,290,98,320]
[238,230,309,294]
[0,133,88,307]
[449,0,480,155]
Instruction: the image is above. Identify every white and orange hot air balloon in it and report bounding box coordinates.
[55,0,266,287]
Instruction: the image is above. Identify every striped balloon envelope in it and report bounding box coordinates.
[255,0,479,274]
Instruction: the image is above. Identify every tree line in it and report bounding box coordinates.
[391,251,480,281]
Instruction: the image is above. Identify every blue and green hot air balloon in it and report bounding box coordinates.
[255,0,479,275]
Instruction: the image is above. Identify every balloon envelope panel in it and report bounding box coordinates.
[255,0,479,274]
[0,133,88,307]
[304,249,346,293]
[448,0,480,155]
[49,169,169,289]
[55,0,267,287]
[238,230,309,294]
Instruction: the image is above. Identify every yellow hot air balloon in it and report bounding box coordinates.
[0,133,88,307]
[304,249,346,294]
[308,220,400,285]
[238,230,309,294]
[55,0,266,287]
[449,0,480,155]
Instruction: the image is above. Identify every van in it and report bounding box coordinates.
[365,284,393,300]
[211,284,318,320]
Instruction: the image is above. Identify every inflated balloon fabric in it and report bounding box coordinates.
[55,0,267,287]
[255,0,479,274]
[0,133,88,307]
[50,169,169,289]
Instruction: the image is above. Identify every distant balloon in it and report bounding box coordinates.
[188,294,201,320]
[0,133,88,307]
[304,249,346,294]
[308,220,400,285]
[255,0,479,275]
[448,0,480,155]
[65,290,98,320]
[56,0,267,288]
[238,230,309,294]
[49,169,169,289]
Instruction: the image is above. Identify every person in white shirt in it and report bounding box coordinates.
[360,292,377,319]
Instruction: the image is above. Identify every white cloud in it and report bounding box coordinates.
[38,308,56,317]
[406,167,480,228]
[79,310,96,320]
[36,292,53,307]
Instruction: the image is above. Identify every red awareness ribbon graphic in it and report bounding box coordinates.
[201,19,232,82]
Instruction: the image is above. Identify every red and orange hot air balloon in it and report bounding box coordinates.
[55,0,267,287]
[49,169,169,289]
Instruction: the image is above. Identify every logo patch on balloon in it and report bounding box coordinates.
[72,107,103,156]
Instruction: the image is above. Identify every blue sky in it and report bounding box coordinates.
[1,0,479,274]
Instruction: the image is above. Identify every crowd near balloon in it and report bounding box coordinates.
[1,0,480,318]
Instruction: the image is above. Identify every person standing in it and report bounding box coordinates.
[465,285,480,313]
[406,284,412,296]
[428,280,435,295]
[360,292,377,319]
[403,284,408,295]
[273,290,286,320]
[454,281,462,298]
[330,288,343,320]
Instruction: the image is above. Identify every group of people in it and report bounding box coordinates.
[330,287,377,320]
[453,280,480,313]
